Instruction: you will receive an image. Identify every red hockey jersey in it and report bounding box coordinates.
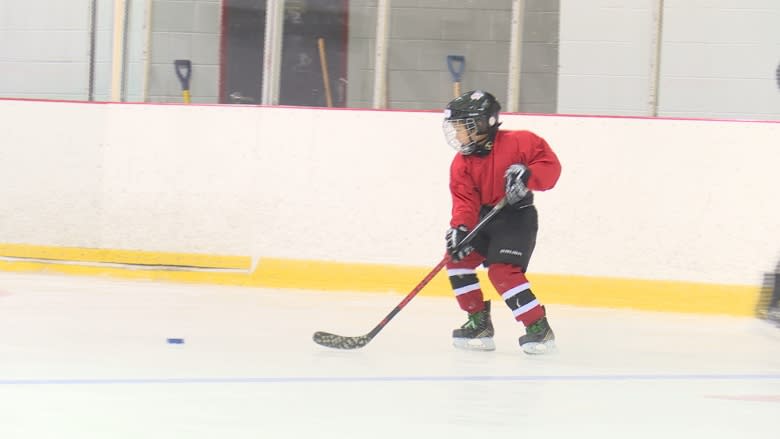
[449,130,561,229]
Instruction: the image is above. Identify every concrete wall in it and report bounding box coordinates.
[558,0,780,119]
[1,1,777,119]
[0,0,219,103]
[146,0,222,103]
[557,0,656,116]
[1,99,778,287]
[0,0,560,109]
[0,0,93,100]
[658,0,780,119]
[346,0,560,112]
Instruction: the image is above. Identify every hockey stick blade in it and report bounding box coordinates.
[312,331,372,350]
[311,258,447,350]
[312,197,507,350]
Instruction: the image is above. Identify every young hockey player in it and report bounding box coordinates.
[442,90,561,354]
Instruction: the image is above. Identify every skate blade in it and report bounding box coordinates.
[453,337,496,351]
[521,340,557,355]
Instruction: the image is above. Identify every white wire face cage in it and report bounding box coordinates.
[442,117,479,155]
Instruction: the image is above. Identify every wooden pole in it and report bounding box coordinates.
[317,38,334,107]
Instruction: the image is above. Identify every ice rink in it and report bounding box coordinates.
[0,271,778,439]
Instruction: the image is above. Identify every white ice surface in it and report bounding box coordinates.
[0,272,778,439]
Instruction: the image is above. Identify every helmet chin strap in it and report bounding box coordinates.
[466,133,492,156]
[472,140,493,156]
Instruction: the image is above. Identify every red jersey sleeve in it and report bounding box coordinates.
[449,156,480,229]
[522,132,561,191]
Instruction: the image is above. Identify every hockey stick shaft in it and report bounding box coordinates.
[312,260,446,349]
[313,197,507,349]
[367,198,506,336]
[365,256,448,339]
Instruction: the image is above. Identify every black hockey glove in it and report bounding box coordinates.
[504,163,531,205]
[446,225,474,262]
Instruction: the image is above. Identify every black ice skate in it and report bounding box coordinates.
[453,301,495,351]
[766,307,780,327]
[519,311,556,355]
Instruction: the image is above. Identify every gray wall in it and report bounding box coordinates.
[0,0,92,100]
[1,0,776,120]
[658,0,779,119]
[146,0,221,103]
[558,0,780,119]
[0,0,220,103]
[346,0,560,112]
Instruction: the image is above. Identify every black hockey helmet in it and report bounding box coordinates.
[442,90,502,155]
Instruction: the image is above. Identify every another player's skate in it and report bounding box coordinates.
[519,310,556,355]
[766,307,780,327]
[453,301,495,351]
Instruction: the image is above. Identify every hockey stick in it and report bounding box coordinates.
[313,197,508,349]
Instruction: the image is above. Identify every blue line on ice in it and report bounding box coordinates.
[2,374,779,385]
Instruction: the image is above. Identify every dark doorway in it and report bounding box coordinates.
[220,0,348,106]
